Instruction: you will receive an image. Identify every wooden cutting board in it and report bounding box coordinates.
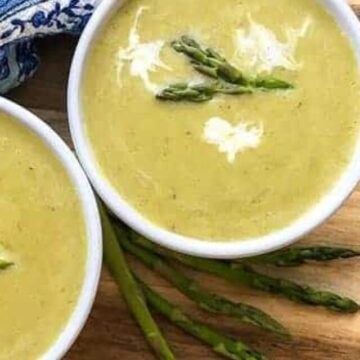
[6,1,360,359]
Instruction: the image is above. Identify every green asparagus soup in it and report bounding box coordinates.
[0,112,86,359]
[83,0,360,241]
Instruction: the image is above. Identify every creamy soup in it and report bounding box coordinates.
[83,0,360,241]
[0,112,86,359]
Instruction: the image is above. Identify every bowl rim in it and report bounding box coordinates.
[68,0,360,259]
[0,97,102,360]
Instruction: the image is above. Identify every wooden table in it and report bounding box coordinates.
[6,1,360,359]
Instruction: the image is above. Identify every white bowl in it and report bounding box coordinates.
[68,0,360,259]
[0,97,102,360]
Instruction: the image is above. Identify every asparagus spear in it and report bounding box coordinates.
[100,205,176,360]
[157,82,254,103]
[117,228,288,337]
[244,247,360,267]
[0,259,12,270]
[137,276,270,360]
[129,231,359,313]
[172,36,293,90]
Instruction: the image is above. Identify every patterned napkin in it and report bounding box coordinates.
[0,0,100,94]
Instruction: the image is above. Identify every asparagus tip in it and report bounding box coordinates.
[0,259,13,270]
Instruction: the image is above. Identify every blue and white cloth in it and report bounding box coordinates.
[0,0,100,93]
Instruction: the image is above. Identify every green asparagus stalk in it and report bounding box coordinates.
[244,247,360,267]
[100,204,176,360]
[129,231,359,313]
[116,228,288,337]
[136,276,270,360]
[157,82,254,102]
[172,36,293,90]
[0,259,12,270]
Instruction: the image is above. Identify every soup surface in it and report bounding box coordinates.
[83,0,360,241]
[0,112,86,359]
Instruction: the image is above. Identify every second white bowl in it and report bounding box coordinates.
[0,97,102,360]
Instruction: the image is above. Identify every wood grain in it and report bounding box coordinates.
[5,2,360,359]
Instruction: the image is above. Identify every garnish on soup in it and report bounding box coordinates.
[117,6,171,94]
[0,258,13,270]
[157,36,293,102]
